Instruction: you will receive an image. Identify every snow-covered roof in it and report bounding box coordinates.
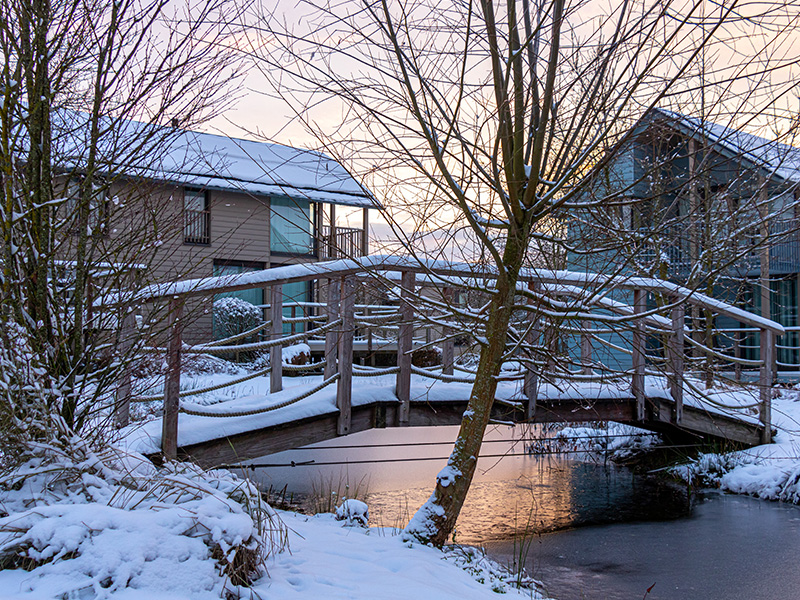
[652,109,800,184]
[54,111,380,209]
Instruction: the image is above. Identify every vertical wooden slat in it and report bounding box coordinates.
[525,282,540,420]
[668,300,685,425]
[441,287,454,376]
[162,297,184,460]
[324,278,340,380]
[734,329,743,383]
[580,321,593,375]
[337,276,355,435]
[114,309,136,428]
[760,328,774,444]
[270,285,283,394]
[631,289,646,421]
[366,306,374,366]
[396,270,415,425]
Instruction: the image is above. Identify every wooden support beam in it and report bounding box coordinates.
[337,276,355,435]
[361,207,369,256]
[329,204,337,259]
[631,289,646,421]
[396,270,415,425]
[114,310,136,428]
[324,278,340,380]
[581,321,593,376]
[441,287,454,376]
[270,285,283,393]
[668,301,684,425]
[760,328,774,444]
[162,297,184,460]
[525,282,540,420]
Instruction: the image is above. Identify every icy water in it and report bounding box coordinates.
[249,425,800,599]
[485,494,800,600]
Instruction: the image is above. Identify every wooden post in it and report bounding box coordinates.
[337,276,355,435]
[396,270,415,425]
[361,207,369,256]
[631,289,646,421]
[270,285,283,393]
[324,278,340,380]
[760,327,774,444]
[162,297,184,461]
[441,287,455,376]
[581,321,593,376]
[329,204,337,259]
[114,309,136,428]
[667,300,685,425]
[524,282,540,420]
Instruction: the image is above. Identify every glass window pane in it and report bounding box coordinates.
[271,196,312,254]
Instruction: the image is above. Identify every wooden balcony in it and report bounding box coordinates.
[319,226,366,259]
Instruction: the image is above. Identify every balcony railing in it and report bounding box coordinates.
[639,218,800,277]
[184,209,210,245]
[319,226,365,259]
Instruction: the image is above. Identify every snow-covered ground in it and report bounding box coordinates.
[0,435,550,600]
[673,387,800,502]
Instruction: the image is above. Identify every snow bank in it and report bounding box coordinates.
[673,387,800,503]
[545,422,660,460]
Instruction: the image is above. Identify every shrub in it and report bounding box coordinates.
[213,297,263,342]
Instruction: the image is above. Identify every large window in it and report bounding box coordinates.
[184,188,210,244]
[271,196,313,255]
[744,277,799,368]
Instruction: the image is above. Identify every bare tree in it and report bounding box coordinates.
[249,0,799,545]
[0,0,242,437]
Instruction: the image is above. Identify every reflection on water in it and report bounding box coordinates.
[250,425,689,544]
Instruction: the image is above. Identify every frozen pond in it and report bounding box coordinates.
[248,425,800,599]
[485,493,800,600]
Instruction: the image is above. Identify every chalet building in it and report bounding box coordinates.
[569,108,800,371]
[54,117,380,344]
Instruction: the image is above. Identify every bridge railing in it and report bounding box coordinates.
[123,256,784,459]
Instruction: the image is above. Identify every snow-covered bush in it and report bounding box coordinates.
[213,297,263,342]
[0,322,57,472]
[0,432,287,597]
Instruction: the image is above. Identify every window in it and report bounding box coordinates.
[57,178,110,235]
[270,196,313,255]
[184,188,210,244]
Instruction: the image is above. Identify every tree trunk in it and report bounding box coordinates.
[405,236,526,546]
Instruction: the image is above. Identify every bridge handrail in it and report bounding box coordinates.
[130,256,784,335]
[122,256,778,459]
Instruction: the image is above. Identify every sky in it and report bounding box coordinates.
[200,0,800,251]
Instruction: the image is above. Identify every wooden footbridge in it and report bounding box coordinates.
[118,256,783,468]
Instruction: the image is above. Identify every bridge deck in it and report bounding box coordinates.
[124,374,765,468]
